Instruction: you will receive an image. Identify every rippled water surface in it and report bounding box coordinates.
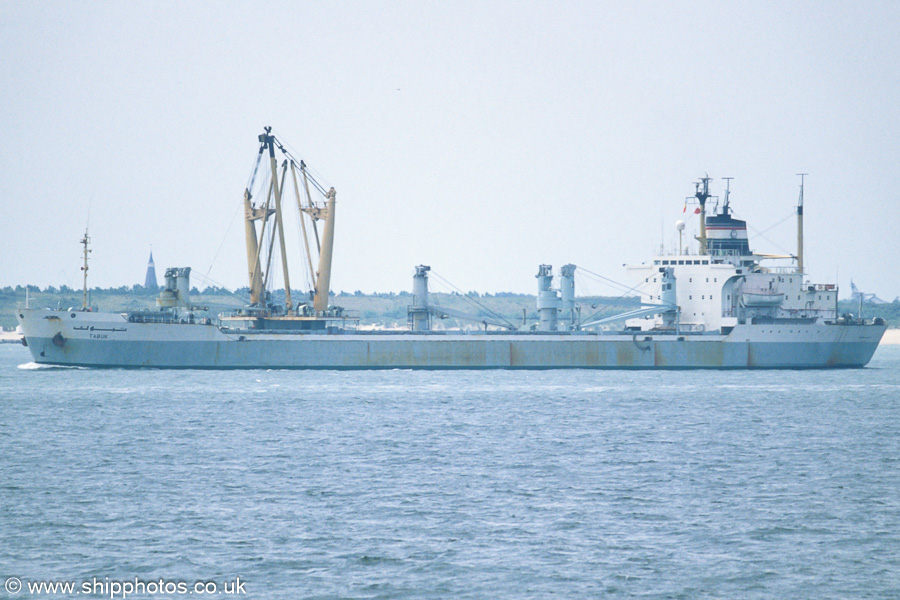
[2,343,899,599]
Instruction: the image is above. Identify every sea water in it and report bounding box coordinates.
[1,343,899,599]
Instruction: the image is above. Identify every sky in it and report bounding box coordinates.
[2,0,898,299]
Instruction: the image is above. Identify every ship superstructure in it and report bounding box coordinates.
[16,132,886,369]
[626,176,838,334]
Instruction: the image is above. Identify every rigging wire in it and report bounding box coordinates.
[575,267,653,325]
[205,146,272,282]
[264,229,277,294]
[296,207,315,292]
[283,143,330,196]
[286,161,317,292]
[245,142,265,193]
[576,266,646,296]
[731,209,794,255]
[271,135,329,196]
[190,271,252,303]
[204,199,243,279]
[752,210,795,237]
[429,270,516,329]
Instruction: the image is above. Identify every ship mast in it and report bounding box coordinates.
[292,158,336,313]
[315,189,336,312]
[244,128,296,308]
[80,228,91,309]
[243,140,270,305]
[266,142,293,309]
[299,185,336,313]
[694,176,712,255]
[796,173,806,274]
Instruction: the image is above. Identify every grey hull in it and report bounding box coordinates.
[18,310,885,369]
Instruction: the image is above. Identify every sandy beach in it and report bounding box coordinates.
[881,329,900,345]
[0,331,23,344]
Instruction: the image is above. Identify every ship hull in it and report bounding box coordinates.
[16,309,885,369]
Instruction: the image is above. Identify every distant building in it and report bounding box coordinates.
[144,252,158,289]
[850,280,890,305]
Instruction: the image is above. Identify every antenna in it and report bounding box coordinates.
[660,219,664,255]
[722,177,733,213]
[693,175,712,254]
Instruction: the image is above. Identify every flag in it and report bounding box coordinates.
[694,207,702,214]
[682,202,687,213]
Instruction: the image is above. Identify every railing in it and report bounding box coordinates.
[768,266,803,274]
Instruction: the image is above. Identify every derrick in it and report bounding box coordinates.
[240,127,338,314]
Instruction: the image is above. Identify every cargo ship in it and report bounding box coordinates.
[16,130,886,368]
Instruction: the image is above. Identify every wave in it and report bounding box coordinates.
[17,362,88,370]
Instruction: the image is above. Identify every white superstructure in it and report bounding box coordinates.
[626,176,837,334]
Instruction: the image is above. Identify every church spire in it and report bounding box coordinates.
[144,250,158,289]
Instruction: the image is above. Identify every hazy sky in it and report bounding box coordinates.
[2,1,898,299]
